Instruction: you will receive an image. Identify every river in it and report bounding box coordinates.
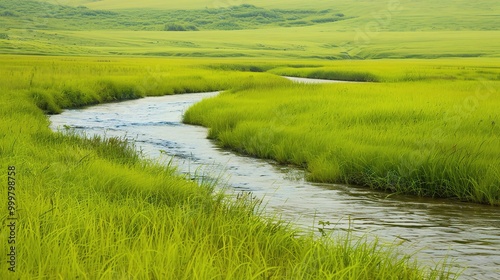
[49,77,499,279]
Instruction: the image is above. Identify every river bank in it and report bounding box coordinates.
[50,84,499,279]
[1,55,455,279]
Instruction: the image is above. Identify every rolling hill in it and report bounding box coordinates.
[0,0,498,58]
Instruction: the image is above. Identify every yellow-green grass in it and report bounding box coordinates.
[3,28,498,59]
[1,55,290,114]
[52,0,500,29]
[2,0,499,58]
[0,1,349,32]
[268,58,500,82]
[1,55,454,278]
[184,58,500,205]
[40,0,500,32]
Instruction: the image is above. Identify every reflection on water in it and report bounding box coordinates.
[50,89,500,279]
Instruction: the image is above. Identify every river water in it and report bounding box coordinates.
[49,77,499,279]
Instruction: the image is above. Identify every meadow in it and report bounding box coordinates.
[185,58,500,205]
[1,0,498,277]
[1,0,498,58]
[0,55,458,278]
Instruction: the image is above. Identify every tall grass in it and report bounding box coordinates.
[1,55,288,114]
[0,55,455,278]
[268,58,500,82]
[185,58,500,205]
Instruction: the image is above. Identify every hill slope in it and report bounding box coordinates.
[0,0,498,58]
[39,0,500,31]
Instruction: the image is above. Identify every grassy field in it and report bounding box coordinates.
[1,0,498,58]
[0,0,497,277]
[0,55,457,278]
[0,1,349,31]
[185,58,500,205]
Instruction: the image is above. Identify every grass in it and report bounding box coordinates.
[2,55,289,114]
[0,54,457,278]
[0,0,496,277]
[184,58,500,205]
[2,28,497,59]
[1,0,498,58]
[0,1,348,31]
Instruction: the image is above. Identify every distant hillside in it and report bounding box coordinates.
[44,0,337,10]
[0,1,348,31]
[0,0,498,58]
[35,0,499,31]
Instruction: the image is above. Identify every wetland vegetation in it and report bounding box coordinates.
[185,59,500,205]
[1,0,499,278]
[0,55,457,279]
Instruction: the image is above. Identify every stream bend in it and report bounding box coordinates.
[49,78,500,279]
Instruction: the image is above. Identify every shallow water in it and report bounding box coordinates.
[49,80,499,279]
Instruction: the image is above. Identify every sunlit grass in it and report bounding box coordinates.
[0,55,287,114]
[185,58,500,205]
[0,55,457,278]
[1,0,499,58]
[1,0,496,275]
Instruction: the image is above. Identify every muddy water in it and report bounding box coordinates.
[49,78,499,279]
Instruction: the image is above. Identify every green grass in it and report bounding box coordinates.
[2,28,497,59]
[184,58,500,205]
[45,0,500,27]
[1,0,498,58]
[39,0,500,32]
[2,55,287,114]
[0,0,496,277]
[268,58,500,81]
[0,1,348,31]
[1,55,457,278]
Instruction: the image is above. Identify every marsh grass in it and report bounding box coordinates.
[0,55,287,114]
[268,59,500,82]
[0,55,455,278]
[185,59,500,205]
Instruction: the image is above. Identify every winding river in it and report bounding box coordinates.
[49,77,499,279]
